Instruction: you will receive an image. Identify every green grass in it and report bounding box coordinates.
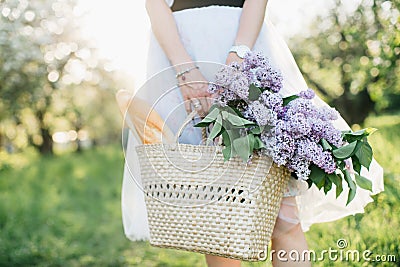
[0,113,399,266]
[0,146,130,266]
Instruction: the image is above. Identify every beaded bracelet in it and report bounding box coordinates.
[175,65,199,81]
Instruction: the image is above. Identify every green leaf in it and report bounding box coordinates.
[232,135,252,161]
[194,121,212,127]
[309,165,326,190]
[327,173,343,198]
[354,142,373,170]
[250,126,264,135]
[208,115,223,140]
[248,134,255,152]
[344,169,356,191]
[222,145,232,161]
[344,169,357,204]
[229,106,244,117]
[221,130,232,161]
[316,176,326,190]
[221,129,231,147]
[336,180,343,198]
[253,136,265,149]
[341,130,352,135]
[332,141,357,159]
[320,138,332,151]
[221,129,241,148]
[351,156,361,174]
[352,127,377,136]
[346,187,356,206]
[343,128,377,143]
[309,164,326,185]
[323,176,332,194]
[306,178,313,188]
[283,95,299,106]
[344,170,357,206]
[248,84,262,101]
[355,173,373,192]
[222,111,255,127]
[194,107,220,127]
[327,173,341,186]
[349,129,368,136]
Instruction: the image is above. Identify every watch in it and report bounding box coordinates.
[229,45,251,59]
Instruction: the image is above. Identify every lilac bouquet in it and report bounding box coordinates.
[195,52,375,204]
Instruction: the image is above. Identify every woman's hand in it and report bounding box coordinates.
[225,52,244,65]
[177,66,212,117]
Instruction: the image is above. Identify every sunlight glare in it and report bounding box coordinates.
[76,0,149,88]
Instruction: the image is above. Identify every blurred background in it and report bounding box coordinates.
[0,0,399,266]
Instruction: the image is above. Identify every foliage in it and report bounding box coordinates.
[0,0,121,154]
[292,0,400,125]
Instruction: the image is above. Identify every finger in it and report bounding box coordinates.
[198,82,212,97]
[182,94,192,115]
[179,85,193,114]
[198,97,209,117]
[203,83,212,113]
[199,84,212,112]
[190,98,204,118]
[184,98,192,114]
[191,98,202,112]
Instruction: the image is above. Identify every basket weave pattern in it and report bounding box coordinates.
[135,143,290,261]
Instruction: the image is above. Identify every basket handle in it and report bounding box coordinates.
[174,110,209,144]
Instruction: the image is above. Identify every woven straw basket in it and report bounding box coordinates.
[135,112,290,261]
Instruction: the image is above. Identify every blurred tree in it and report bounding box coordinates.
[292,0,400,125]
[0,0,121,154]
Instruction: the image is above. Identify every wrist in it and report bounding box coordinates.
[229,44,251,59]
[175,65,199,80]
[170,54,195,71]
[226,52,243,65]
[173,61,197,74]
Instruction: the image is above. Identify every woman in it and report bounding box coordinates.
[121,1,384,266]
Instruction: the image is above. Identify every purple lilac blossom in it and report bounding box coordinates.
[321,123,343,147]
[260,91,283,113]
[287,154,311,180]
[274,119,288,135]
[210,51,345,181]
[285,98,317,118]
[317,106,339,121]
[261,131,295,166]
[287,113,312,138]
[248,101,277,126]
[320,151,337,173]
[295,138,336,173]
[208,83,221,94]
[242,52,269,72]
[309,118,325,142]
[298,88,316,99]
[241,52,283,93]
[214,65,235,87]
[230,72,250,99]
[268,70,284,93]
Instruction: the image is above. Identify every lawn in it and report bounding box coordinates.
[0,114,399,266]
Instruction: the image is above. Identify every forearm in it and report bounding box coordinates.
[234,0,268,49]
[145,0,193,69]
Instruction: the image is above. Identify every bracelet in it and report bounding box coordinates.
[175,65,199,81]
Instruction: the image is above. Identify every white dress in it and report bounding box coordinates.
[121,1,384,241]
